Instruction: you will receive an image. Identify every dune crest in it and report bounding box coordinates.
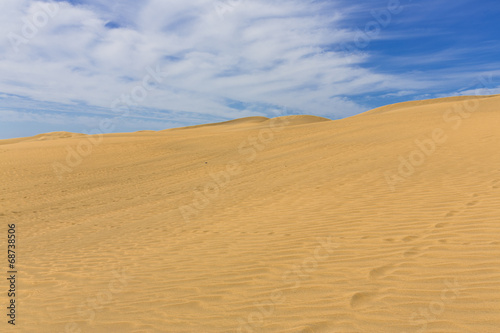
[263,115,331,127]
[364,94,500,116]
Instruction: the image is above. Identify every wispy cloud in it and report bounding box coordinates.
[1,0,499,138]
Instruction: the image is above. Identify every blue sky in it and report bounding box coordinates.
[1,0,500,139]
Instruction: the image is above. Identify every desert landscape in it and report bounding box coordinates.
[1,94,500,332]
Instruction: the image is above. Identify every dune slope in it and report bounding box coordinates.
[1,95,500,332]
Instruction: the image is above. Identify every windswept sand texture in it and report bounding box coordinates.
[1,95,500,332]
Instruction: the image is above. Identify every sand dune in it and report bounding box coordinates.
[1,95,500,332]
[168,117,271,132]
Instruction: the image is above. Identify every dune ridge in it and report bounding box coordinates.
[1,95,500,332]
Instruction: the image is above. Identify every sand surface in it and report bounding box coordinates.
[1,95,500,332]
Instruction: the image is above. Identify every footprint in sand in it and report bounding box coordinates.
[402,235,419,242]
[369,265,395,279]
[435,222,448,228]
[403,246,422,258]
[445,193,480,218]
[492,180,499,189]
[350,291,378,309]
[445,210,459,217]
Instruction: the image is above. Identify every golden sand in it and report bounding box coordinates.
[1,95,500,332]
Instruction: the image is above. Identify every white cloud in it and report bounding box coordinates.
[443,86,500,98]
[382,90,417,98]
[1,0,492,135]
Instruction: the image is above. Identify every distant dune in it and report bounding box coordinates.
[0,131,84,146]
[167,116,270,131]
[166,115,331,132]
[1,95,500,332]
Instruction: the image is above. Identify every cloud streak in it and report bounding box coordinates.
[1,0,499,138]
